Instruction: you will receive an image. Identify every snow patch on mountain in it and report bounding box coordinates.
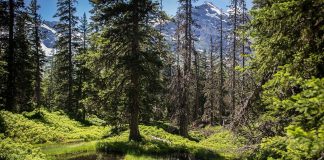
[41,42,54,57]
[39,2,232,56]
[41,23,56,34]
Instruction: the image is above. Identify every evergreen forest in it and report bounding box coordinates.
[0,0,323,159]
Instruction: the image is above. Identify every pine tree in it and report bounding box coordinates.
[5,0,16,111]
[230,0,238,117]
[203,36,216,124]
[53,0,78,114]
[27,0,44,107]
[218,9,226,125]
[89,0,166,141]
[193,42,200,121]
[177,0,194,138]
[75,13,89,120]
[2,0,34,112]
[166,14,182,121]
[14,0,34,112]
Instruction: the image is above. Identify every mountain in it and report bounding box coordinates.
[40,2,232,56]
[40,21,58,56]
[160,2,231,51]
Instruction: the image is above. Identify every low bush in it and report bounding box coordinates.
[0,136,46,160]
[0,109,109,144]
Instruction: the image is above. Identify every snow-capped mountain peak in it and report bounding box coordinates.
[199,1,222,16]
[40,2,232,56]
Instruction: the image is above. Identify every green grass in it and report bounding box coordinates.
[0,109,109,160]
[40,141,97,156]
[0,109,109,144]
[0,110,250,159]
[39,141,98,160]
[97,125,248,159]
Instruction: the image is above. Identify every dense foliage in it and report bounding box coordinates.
[245,0,324,159]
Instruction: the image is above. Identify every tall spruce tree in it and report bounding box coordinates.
[53,0,78,114]
[218,9,226,125]
[89,0,166,141]
[76,12,89,120]
[14,0,34,112]
[193,43,200,121]
[177,0,194,138]
[5,0,16,111]
[2,0,34,112]
[203,36,216,124]
[27,0,44,107]
[230,0,238,118]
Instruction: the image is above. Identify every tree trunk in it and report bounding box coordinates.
[193,44,199,121]
[179,0,191,138]
[231,0,238,116]
[68,0,73,112]
[129,72,141,141]
[129,0,141,141]
[34,0,41,107]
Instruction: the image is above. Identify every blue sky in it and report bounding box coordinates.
[24,0,253,21]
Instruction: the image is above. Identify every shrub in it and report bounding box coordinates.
[0,137,46,160]
[0,109,109,144]
[256,77,324,159]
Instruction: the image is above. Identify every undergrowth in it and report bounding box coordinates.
[0,109,109,144]
[0,135,46,160]
[0,109,109,160]
[97,125,247,159]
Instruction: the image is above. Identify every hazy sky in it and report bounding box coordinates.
[24,0,253,21]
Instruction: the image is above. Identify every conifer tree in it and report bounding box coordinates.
[27,0,44,107]
[5,0,16,111]
[203,36,216,124]
[167,14,182,121]
[193,43,200,121]
[76,13,89,120]
[2,0,34,112]
[14,0,34,112]
[177,0,194,138]
[89,0,166,141]
[230,0,238,117]
[218,9,226,125]
[240,0,324,158]
[53,0,78,114]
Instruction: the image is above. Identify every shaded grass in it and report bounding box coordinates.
[0,109,109,144]
[0,109,110,160]
[198,126,248,159]
[1,110,249,159]
[97,125,232,159]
